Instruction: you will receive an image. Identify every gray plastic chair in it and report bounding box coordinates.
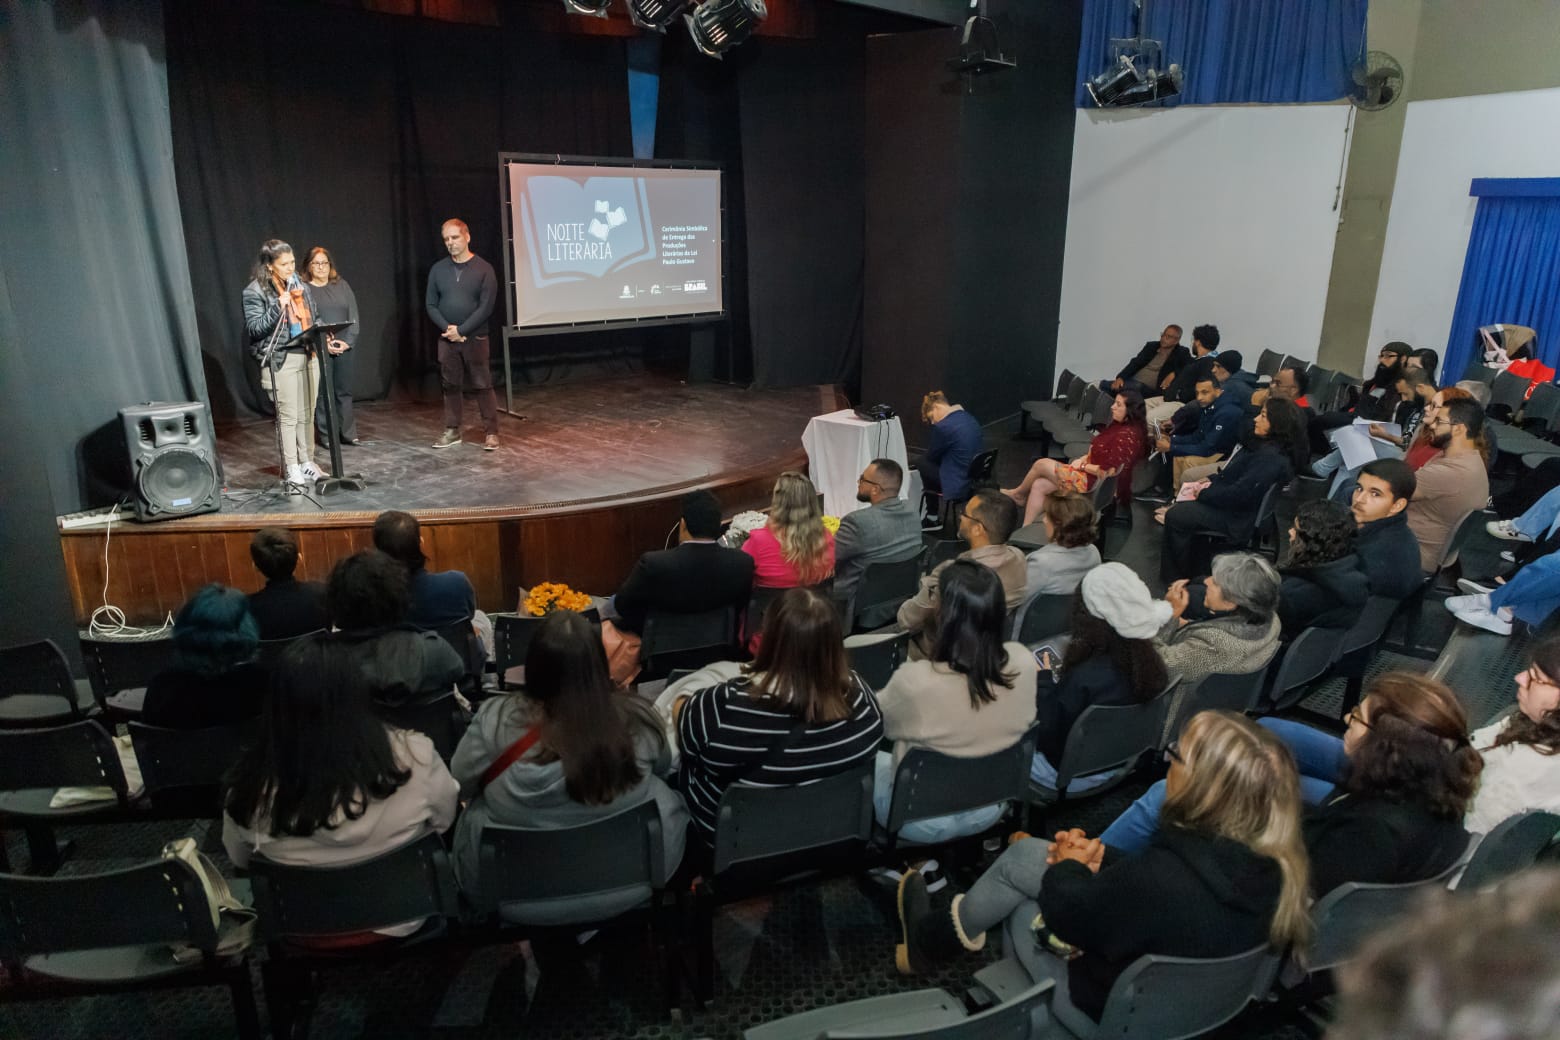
[846,631,910,692]
[744,975,1054,1039]
[1014,593,1075,645]
[640,605,740,679]
[1261,627,1340,713]
[844,556,924,633]
[375,692,469,764]
[1520,381,1560,433]
[493,608,601,689]
[78,635,176,712]
[1305,850,1469,972]
[1023,371,1083,431]
[127,722,247,818]
[881,731,1036,851]
[1490,369,1531,415]
[0,639,95,727]
[1256,349,1285,379]
[1459,810,1560,890]
[0,720,131,874]
[1165,668,1268,740]
[0,857,261,1039]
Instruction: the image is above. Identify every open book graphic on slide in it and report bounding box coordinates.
[517,175,656,287]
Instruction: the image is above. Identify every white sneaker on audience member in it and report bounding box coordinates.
[1457,578,1496,596]
[1486,519,1533,542]
[1444,593,1491,614]
[1450,603,1513,636]
[1500,550,1517,563]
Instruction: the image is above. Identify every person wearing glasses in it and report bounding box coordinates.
[832,459,923,623]
[897,491,1026,659]
[1463,635,1560,834]
[1405,398,1490,573]
[892,711,1310,1030]
[1100,673,1479,897]
[301,246,361,446]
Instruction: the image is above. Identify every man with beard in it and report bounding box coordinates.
[833,459,923,624]
[1405,398,1489,573]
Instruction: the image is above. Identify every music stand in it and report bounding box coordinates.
[305,320,365,494]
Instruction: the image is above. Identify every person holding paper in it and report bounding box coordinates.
[242,238,321,489]
[303,246,361,446]
[1312,369,1433,495]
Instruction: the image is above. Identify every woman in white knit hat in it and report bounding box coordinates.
[1030,562,1171,792]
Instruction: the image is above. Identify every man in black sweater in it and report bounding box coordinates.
[1351,459,1423,600]
[245,527,329,640]
[426,218,499,450]
[1105,324,1188,397]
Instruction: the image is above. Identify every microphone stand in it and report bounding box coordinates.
[307,320,366,494]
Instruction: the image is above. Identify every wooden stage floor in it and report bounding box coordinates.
[59,377,841,623]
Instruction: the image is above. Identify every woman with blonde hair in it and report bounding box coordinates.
[743,471,835,589]
[896,711,1309,1026]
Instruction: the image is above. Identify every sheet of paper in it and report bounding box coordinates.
[1352,417,1402,437]
[1332,425,1379,470]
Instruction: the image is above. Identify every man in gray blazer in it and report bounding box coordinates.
[834,459,924,626]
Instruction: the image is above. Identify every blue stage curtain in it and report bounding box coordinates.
[1076,0,1368,107]
[1444,181,1560,382]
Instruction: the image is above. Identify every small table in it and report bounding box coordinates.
[801,408,911,517]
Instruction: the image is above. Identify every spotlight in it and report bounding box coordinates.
[1086,55,1144,106]
[1113,64,1182,106]
[561,0,612,16]
[629,0,689,31]
[685,0,767,59]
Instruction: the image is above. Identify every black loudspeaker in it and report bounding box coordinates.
[118,402,222,522]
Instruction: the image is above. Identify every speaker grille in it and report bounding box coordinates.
[136,448,218,516]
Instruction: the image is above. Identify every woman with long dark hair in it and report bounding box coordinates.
[675,587,882,843]
[142,583,269,728]
[1031,563,1169,790]
[1466,634,1560,833]
[241,238,321,490]
[1276,499,1368,638]
[301,246,361,446]
[450,610,687,906]
[874,561,1037,843]
[223,635,459,934]
[1002,390,1147,523]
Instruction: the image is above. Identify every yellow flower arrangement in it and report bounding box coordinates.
[821,515,841,534]
[522,581,593,617]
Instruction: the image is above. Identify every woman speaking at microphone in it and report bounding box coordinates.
[243,239,322,490]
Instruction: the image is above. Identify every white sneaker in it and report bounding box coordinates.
[1444,593,1490,614]
[285,465,309,487]
[1457,578,1495,596]
[1451,604,1513,636]
[1486,519,1533,542]
[1501,550,1517,563]
[299,460,325,480]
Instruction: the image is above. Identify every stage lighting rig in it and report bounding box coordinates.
[685,0,768,58]
[629,0,690,31]
[947,0,1016,84]
[561,0,613,16]
[1082,0,1182,108]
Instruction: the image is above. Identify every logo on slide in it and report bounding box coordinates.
[518,176,655,287]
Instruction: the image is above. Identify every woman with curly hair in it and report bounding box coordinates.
[1465,634,1560,834]
[1276,499,1368,639]
[743,471,835,590]
[1002,390,1147,523]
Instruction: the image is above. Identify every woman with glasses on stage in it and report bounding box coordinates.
[302,246,361,447]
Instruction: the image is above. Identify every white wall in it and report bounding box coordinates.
[1369,87,1560,376]
[1057,105,1350,384]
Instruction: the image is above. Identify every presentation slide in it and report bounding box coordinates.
[506,161,723,329]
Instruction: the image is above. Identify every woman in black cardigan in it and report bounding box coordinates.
[1277,499,1369,639]
[1161,398,1310,582]
[895,711,1311,1025]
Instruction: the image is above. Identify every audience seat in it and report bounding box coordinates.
[1021,370,1082,435]
[375,692,469,764]
[127,721,246,820]
[1258,627,1339,715]
[1012,593,1073,646]
[844,630,910,691]
[492,608,601,689]
[0,640,96,728]
[840,556,923,633]
[877,731,1035,853]
[1488,369,1531,418]
[1162,668,1267,742]
[0,720,133,875]
[744,968,1054,1039]
[1457,810,1560,891]
[78,634,177,715]
[1256,350,1285,380]
[641,605,741,681]
[255,630,324,671]
[1390,507,1492,658]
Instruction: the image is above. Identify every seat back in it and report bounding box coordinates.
[886,732,1035,836]
[1172,669,1268,736]
[1256,349,1284,379]
[0,639,83,719]
[1090,473,1119,514]
[847,557,923,632]
[712,762,874,884]
[1490,369,1531,415]
[493,609,600,688]
[376,693,468,763]
[1264,627,1339,712]
[433,616,485,692]
[1063,375,1088,412]
[0,720,129,806]
[249,832,458,941]
[1248,481,1283,548]
[642,605,741,677]
[1522,381,1560,432]
[818,979,1055,1039]
[1014,593,1075,645]
[128,722,246,806]
[1308,852,1468,971]
[0,857,218,961]
[1053,367,1075,400]
[745,586,788,642]
[1055,683,1175,789]
[255,631,323,670]
[966,449,1000,486]
[1461,360,1497,386]
[1093,943,1279,1040]
[1075,384,1103,424]
[846,632,910,691]
[1339,596,1400,658]
[475,800,664,922]
[79,635,177,704]
[1459,810,1560,890]
[1435,508,1489,575]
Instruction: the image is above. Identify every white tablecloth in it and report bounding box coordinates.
[801,409,911,517]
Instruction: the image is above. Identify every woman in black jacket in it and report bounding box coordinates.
[895,711,1311,1025]
[1277,499,1369,639]
[1161,398,1309,581]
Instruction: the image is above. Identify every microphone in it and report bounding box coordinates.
[287,273,300,290]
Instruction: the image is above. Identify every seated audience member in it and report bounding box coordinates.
[1312,368,1434,494]
[142,584,268,728]
[916,390,983,509]
[244,527,328,640]
[609,489,754,634]
[1447,480,1560,636]
[674,587,883,844]
[1277,500,1368,638]
[744,471,835,591]
[1003,391,1145,523]
[832,458,923,618]
[1160,398,1308,582]
[1211,350,1256,409]
[1351,342,1413,423]
[894,710,1309,1031]
[327,549,465,707]
[223,635,459,936]
[372,509,477,630]
[1462,635,1560,834]
[1406,398,1490,573]
[1021,491,1100,604]
[1350,459,1424,600]
[874,562,1037,843]
[1250,363,1311,412]
[1153,376,1244,493]
[1401,385,1470,471]
[1329,868,1560,1040]
[1030,563,1170,790]
[898,491,1026,658]
[1106,324,1187,397]
[1146,324,1221,428]
[1102,673,1478,897]
[450,609,687,902]
[1404,346,1439,383]
[1155,552,1282,690]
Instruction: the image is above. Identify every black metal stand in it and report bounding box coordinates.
[310,321,366,495]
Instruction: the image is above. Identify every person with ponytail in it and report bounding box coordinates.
[450,609,687,908]
[1465,635,1560,834]
[894,711,1309,1028]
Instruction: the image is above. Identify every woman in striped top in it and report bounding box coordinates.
[675,587,884,843]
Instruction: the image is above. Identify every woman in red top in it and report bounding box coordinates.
[743,471,836,588]
[1003,390,1147,526]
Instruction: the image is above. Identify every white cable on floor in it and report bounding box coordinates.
[87,510,173,639]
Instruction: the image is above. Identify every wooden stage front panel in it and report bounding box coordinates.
[60,378,842,624]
